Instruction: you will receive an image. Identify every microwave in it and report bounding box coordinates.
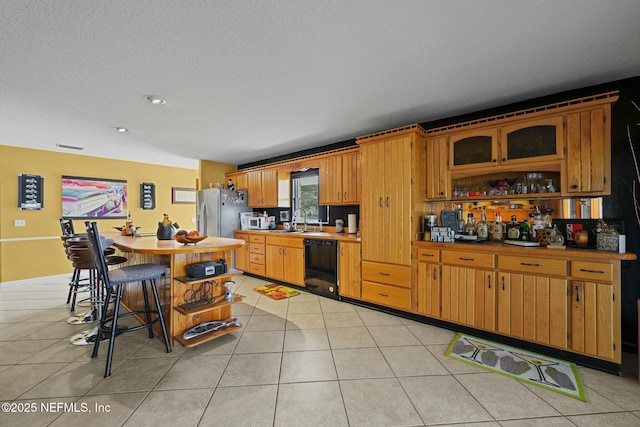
[240,212,270,230]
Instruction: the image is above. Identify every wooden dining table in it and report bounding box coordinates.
[106,233,246,347]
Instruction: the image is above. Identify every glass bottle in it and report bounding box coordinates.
[491,211,504,242]
[531,206,545,241]
[476,208,489,240]
[521,218,531,241]
[456,209,465,233]
[506,215,521,240]
[548,224,565,246]
[464,213,477,236]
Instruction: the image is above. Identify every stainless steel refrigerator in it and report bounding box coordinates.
[196,189,248,238]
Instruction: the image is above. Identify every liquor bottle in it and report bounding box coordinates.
[491,211,504,242]
[506,215,521,240]
[476,208,489,240]
[464,213,477,236]
[521,218,531,241]
[456,209,465,233]
[531,206,546,241]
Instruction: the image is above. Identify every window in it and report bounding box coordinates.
[291,169,319,223]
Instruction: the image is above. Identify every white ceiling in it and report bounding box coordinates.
[2,0,640,170]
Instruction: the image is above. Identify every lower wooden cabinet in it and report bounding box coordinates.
[265,236,304,286]
[361,260,411,310]
[247,234,266,276]
[234,232,249,271]
[339,241,361,299]
[497,272,569,350]
[411,243,628,364]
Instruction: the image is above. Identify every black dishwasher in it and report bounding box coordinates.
[304,239,338,299]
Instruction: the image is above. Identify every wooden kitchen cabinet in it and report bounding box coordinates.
[497,255,570,350]
[499,116,565,166]
[265,235,304,286]
[233,232,249,271]
[449,128,499,171]
[247,234,266,276]
[226,171,248,190]
[338,241,361,299]
[247,168,278,207]
[320,151,360,205]
[414,248,440,317]
[441,250,496,330]
[564,104,612,195]
[358,125,424,266]
[570,260,619,362]
[361,260,411,311]
[425,136,450,200]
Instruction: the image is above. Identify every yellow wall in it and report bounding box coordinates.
[199,160,237,190]
[0,145,213,283]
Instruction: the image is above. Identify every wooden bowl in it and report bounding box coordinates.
[175,235,207,244]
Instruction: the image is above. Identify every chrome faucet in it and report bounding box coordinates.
[292,208,307,231]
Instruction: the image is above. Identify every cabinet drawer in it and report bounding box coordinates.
[249,253,265,265]
[442,250,495,269]
[362,261,411,288]
[249,235,266,243]
[362,281,411,311]
[265,235,304,248]
[572,261,613,282]
[249,244,265,254]
[498,255,567,276]
[249,263,265,276]
[416,248,439,262]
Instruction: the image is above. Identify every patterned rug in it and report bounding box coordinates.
[446,333,587,401]
[253,284,300,300]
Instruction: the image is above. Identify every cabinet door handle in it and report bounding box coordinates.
[579,268,605,274]
[571,184,579,189]
[341,247,344,256]
[433,267,437,280]
[378,272,390,276]
[502,157,506,162]
[575,284,581,303]
[459,257,474,261]
[337,191,341,200]
[492,159,497,163]
[502,276,505,291]
[379,197,383,207]
[520,262,540,267]
[378,293,389,298]
[487,274,491,289]
[421,253,434,257]
[386,197,389,207]
[344,191,347,200]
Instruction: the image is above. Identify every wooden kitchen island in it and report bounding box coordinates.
[107,234,246,348]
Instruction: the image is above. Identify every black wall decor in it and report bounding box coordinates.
[140,182,155,210]
[18,174,44,210]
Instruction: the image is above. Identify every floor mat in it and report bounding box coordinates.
[446,332,587,401]
[253,284,300,300]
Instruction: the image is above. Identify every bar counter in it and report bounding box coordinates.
[106,234,246,347]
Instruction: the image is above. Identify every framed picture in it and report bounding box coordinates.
[18,174,44,210]
[140,182,155,209]
[62,175,127,219]
[172,187,196,204]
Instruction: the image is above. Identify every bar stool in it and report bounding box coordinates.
[85,221,171,377]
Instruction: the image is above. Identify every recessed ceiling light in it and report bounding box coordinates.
[145,95,167,105]
[56,143,84,150]
[114,127,128,133]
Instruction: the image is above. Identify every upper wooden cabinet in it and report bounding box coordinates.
[564,104,612,195]
[247,169,278,207]
[226,172,248,190]
[449,128,499,170]
[320,151,360,205]
[425,136,450,200]
[449,116,564,171]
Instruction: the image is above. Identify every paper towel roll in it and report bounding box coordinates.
[347,213,357,234]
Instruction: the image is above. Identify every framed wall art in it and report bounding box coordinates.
[172,187,196,204]
[61,175,127,219]
[18,174,44,210]
[140,182,156,210]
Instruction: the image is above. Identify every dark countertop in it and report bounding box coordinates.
[234,229,361,242]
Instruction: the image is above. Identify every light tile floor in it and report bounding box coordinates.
[0,274,639,427]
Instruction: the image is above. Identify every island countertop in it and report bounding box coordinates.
[105,233,245,255]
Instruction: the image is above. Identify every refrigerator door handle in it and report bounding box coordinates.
[199,201,207,234]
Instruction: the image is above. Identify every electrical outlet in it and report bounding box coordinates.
[192,217,196,223]
[14,219,25,227]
